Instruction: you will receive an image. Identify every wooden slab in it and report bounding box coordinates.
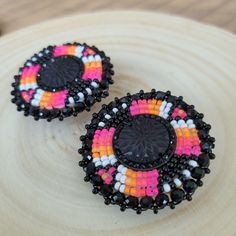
[0,11,235,236]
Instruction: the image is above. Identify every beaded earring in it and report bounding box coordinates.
[11,42,114,121]
[79,90,215,214]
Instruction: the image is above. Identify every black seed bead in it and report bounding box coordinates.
[170,189,185,204]
[92,187,99,194]
[155,193,169,209]
[196,180,203,186]
[74,102,85,111]
[91,175,103,186]
[84,176,90,182]
[186,194,192,201]
[85,96,95,107]
[112,192,125,204]
[153,207,158,214]
[86,162,96,175]
[120,205,126,212]
[104,198,111,205]
[208,137,215,143]
[100,185,113,197]
[136,208,142,214]
[140,196,153,209]
[100,80,109,89]
[78,160,85,167]
[209,153,216,160]
[183,179,198,194]
[191,167,205,179]
[197,154,210,167]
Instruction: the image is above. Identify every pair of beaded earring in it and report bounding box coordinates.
[11,42,215,214]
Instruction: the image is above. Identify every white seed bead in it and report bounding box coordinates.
[115,173,122,181]
[119,184,125,193]
[174,178,182,187]
[91,81,99,88]
[105,114,111,119]
[163,113,169,119]
[166,102,173,108]
[38,53,43,57]
[19,85,25,91]
[159,105,165,112]
[189,160,198,167]
[95,55,101,61]
[164,107,170,113]
[163,183,171,193]
[98,122,105,127]
[182,169,191,178]
[160,100,167,109]
[36,89,44,95]
[180,123,188,128]
[82,57,88,63]
[110,158,117,165]
[88,55,94,62]
[120,175,126,184]
[92,158,100,163]
[34,93,43,100]
[108,154,115,160]
[101,156,108,161]
[31,84,38,90]
[112,108,118,113]
[171,120,177,126]
[77,92,84,102]
[76,52,82,58]
[31,99,39,106]
[85,88,92,95]
[186,119,193,125]
[31,57,37,62]
[95,161,102,167]
[122,103,127,109]
[68,97,75,104]
[189,124,196,128]
[178,119,185,126]
[121,167,127,175]
[26,62,32,66]
[173,124,180,129]
[76,46,84,53]
[26,84,33,90]
[118,165,124,172]
[102,160,109,167]
[86,155,92,160]
[114,182,121,190]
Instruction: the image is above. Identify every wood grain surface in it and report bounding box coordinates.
[0,11,236,236]
[0,0,236,34]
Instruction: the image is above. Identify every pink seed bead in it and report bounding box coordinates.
[108,167,116,174]
[104,176,113,184]
[98,169,105,176]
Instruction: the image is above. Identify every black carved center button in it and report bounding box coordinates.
[113,115,176,170]
[38,56,84,91]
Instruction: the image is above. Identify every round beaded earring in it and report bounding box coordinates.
[11,42,114,121]
[79,90,215,214]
